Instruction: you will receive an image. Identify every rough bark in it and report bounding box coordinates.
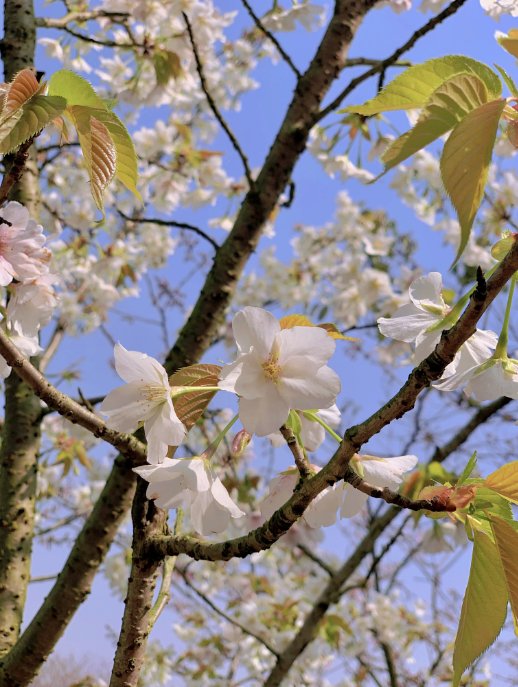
[0,0,41,658]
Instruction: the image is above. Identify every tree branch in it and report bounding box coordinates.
[182,12,254,190]
[147,240,518,562]
[317,0,469,122]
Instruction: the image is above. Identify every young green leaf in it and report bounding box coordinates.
[494,64,518,97]
[489,515,518,621]
[381,73,489,174]
[153,49,183,85]
[3,68,42,116]
[496,29,518,60]
[452,529,508,687]
[0,94,66,154]
[47,69,106,109]
[486,461,518,504]
[440,98,506,264]
[457,451,477,487]
[344,56,501,115]
[69,105,117,211]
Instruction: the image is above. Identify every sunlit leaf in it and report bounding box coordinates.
[440,98,506,264]
[47,69,106,109]
[457,451,478,486]
[0,94,66,154]
[169,363,222,431]
[491,234,516,260]
[153,49,183,85]
[489,515,518,622]
[496,29,518,59]
[495,64,518,96]
[452,529,508,687]
[486,461,518,504]
[3,68,42,116]
[344,56,501,115]
[69,105,116,211]
[381,73,489,174]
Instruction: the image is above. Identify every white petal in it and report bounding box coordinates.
[133,457,210,492]
[239,392,290,436]
[189,479,243,535]
[278,365,340,410]
[361,454,418,490]
[210,477,245,518]
[144,399,186,451]
[232,307,279,357]
[218,358,245,392]
[467,361,518,401]
[100,382,156,433]
[114,343,167,385]
[304,485,343,527]
[378,305,436,343]
[409,272,444,310]
[232,355,271,399]
[276,327,335,368]
[340,485,369,518]
[260,472,298,520]
[299,415,326,451]
[149,483,190,510]
[412,330,441,364]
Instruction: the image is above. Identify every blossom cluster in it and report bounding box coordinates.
[0,202,57,377]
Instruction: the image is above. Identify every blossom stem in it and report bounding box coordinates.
[302,410,342,444]
[494,272,517,358]
[203,415,239,459]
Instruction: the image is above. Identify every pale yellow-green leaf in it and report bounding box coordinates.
[440,98,506,264]
[169,363,222,432]
[0,95,66,154]
[381,73,489,173]
[153,49,183,85]
[90,109,141,201]
[452,529,508,687]
[344,56,501,115]
[69,105,116,211]
[489,514,518,623]
[497,29,518,60]
[47,69,106,109]
[491,235,515,260]
[486,461,518,504]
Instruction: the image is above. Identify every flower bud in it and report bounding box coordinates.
[231,429,252,457]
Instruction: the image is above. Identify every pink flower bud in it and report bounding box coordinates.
[232,429,251,457]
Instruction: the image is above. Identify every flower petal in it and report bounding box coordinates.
[100,382,156,433]
[378,305,436,343]
[239,392,290,436]
[276,326,335,368]
[340,485,368,518]
[409,272,444,310]
[232,306,279,357]
[304,484,343,527]
[114,342,167,385]
[361,454,418,490]
[144,399,186,462]
[278,365,340,411]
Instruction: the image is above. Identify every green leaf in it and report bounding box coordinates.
[2,68,42,117]
[496,29,518,60]
[68,105,117,211]
[440,98,506,264]
[457,451,477,487]
[344,56,501,115]
[153,49,183,85]
[452,529,508,687]
[86,108,141,200]
[489,515,518,622]
[47,69,106,109]
[486,461,518,504]
[381,74,489,174]
[169,363,221,432]
[0,94,66,154]
[494,64,518,96]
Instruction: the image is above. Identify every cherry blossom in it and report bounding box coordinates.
[340,454,418,518]
[0,202,51,286]
[435,356,518,401]
[219,307,340,436]
[7,274,58,338]
[377,272,498,376]
[100,343,186,462]
[260,466,344,528]
[133,457,244,535]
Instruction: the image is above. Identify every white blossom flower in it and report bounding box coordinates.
[219,307,340,436]
[7,274,58,338]
[260,466,344,528]
[133,457,245,535]
[435,356,518,400]
[377,272,498,376]
[0,202,50,285]
[0,328,40,379]
[267,404,341,451]
[340,454,418,518]
[100,343,186,463]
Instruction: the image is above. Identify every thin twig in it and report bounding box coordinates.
[182,11,255,189]
[280,425,311,479]
[317,0,469,122]
[35,10,129,28]
[118,209,219,252]
[240,0,301,78]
